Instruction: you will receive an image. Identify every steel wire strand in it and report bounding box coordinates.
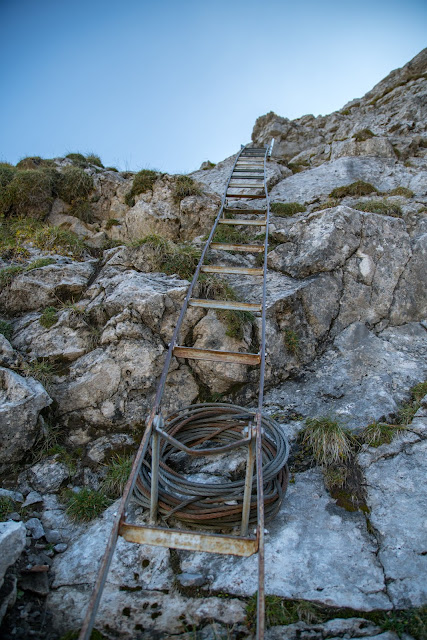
[133,403,289,530]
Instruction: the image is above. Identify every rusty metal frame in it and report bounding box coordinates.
[78,142,273,640]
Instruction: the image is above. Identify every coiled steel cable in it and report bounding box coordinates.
[133,403,289,530]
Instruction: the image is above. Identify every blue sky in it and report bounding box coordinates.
[0,0,426,174]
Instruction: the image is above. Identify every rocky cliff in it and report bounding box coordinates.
[0,49,426,640]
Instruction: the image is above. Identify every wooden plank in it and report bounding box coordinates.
[173,346,261,365]
[189,298,262,312]
[210,242,264,252]
[200,265,264,275]
[218,219,266,226]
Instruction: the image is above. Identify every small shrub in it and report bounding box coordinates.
[0,163,16,188]
[102,453,133,497]
[353,199,402,217]
[26,257,56,271]
[284,329,299,354]
[0,496,14,522]
[352,129,375,142]
[388,186,414,198]
[1,169,56,218]
[172,175,203,204]
[0,320,13,341]
[361,422,405,447]
[330,181,378,199]
[39,306,58,329]
[65,488,111,522]
[86,154,103,168]
[0,265,24,288]
[301,417,354,466]
[202,161,216,170]
[216,309,254,340]
[271,202,306,217]
[56,166,94,204]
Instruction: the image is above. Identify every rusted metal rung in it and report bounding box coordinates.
[120,523,258,556]
[173,346,261,365]
[210,242,264,252]
[189,298,261,312]
[200,265,264,276]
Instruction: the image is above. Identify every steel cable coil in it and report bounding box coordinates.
[133,403,290,531]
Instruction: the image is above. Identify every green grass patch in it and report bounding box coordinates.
[271,202,306,217]
[102,453,134,497]
[216,309,255,340]
[330,181,378,199]
[0,163,16,188]
[65,153,88,167]
[26,257,56,270]
[105,166,118,172]
[172,175,203,204]
[86,154,103,168]
[0,320,13,341]
[0,168,57,218]
[361,422,405,447]
[397,381,427,425]
[352,129,375,142]
[68,199,95,223]
[131,233,201,280]
[0,265,24,288]
[39,306,58,329]
[16,156,55,170]
[22,359,57,389]
[284,329,299,355]
[0,496,15,522]
[202,161,216,170]
[300,417,354,466]
[105,218,121,230]
[211,225,249,244]
[65,488,111,522]
[388,186,414,198]
[196,274,236,301]
[124,169,159,207]
[246,594,324,630]
[57,166,94,204]
[312,198,341,212]
[288,162,307,174]
[353,199,402,217]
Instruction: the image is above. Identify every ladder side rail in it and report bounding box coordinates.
[255,143,272,640]
[78,146,248,640]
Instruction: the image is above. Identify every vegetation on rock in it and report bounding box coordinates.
[271,202,306,217]
[172,175,203,203]
[353,199,402,217]
[65,488,111,522]
[329,181,378,198]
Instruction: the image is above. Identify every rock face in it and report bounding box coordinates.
[0,49,426,639]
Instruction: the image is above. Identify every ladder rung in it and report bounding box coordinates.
[120,522,258,556]
[200,265,264,276]
[218,218,266,226]
[189,298,262,312]
[210,242,264,252]
[224,208,266,214]
[231,175,264,179]
[173,346,261,365]
[228,183,264,188]
[226,194,266,199]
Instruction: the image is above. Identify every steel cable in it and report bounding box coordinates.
[133,403,289,531]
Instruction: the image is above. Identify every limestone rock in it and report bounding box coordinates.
[180,468,390,610]
[26,455,70,493]
[389,233,427,325]
[264,322,427,429]
[0,368,52,471]
[0,521,26,588]
[0,334,23,369]
[0,260,95,314]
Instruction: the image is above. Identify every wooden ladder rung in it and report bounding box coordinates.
[200,265,264,276]
[189,298,261,312]
[173,346,261,365]
[210,242,264,252]
[226,194,266,199]
[218,218,266,226]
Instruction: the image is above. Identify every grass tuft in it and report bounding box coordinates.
[301,417,354,466]
[132,233,201,280]
[65,488,111,522]
[0,265,24,288]
[196,274,236,301]
[22,359,57,389]
[172,175,203,204]
[105,218,121,230]
[353,199,402,217]
[330,181,378,199]
[284,329,299,355]
[39,306,58,329]
[57,166,94,204]
[0,496,15,522]
[86,154,103,168]
[246,594,323,631]
[352,129,375,142]
[216,309,255,340]
[361,422,405,447]
[0,168,56,218]
[271,202,306,217]
[26,257,56,270]
[388,186,414,198]
[0,320,13,341]
[102,453,134,497]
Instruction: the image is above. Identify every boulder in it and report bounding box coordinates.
[0,521,26,588]
[0,368,51,471]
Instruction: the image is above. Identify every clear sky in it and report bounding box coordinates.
[0,0,426,174]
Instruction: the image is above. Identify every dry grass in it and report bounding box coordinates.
[301,417,354,466]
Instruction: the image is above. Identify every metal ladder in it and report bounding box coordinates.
[79,140,275,640]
